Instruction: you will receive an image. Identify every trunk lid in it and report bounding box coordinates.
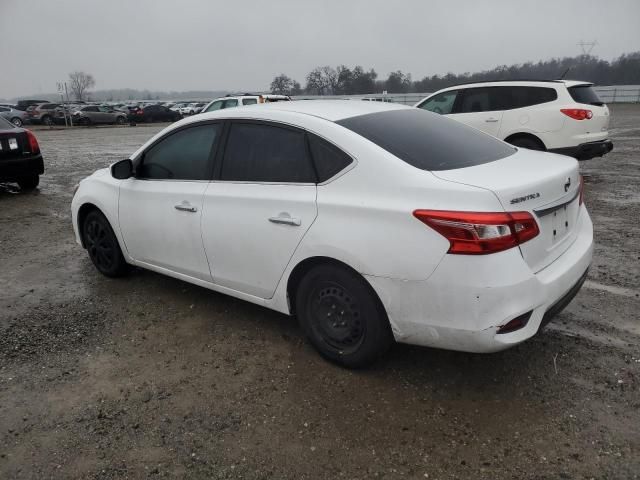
[432,149,581,272]
[0,129,30,160]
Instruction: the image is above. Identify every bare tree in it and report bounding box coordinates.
[270,74,295,95]
[68,71,95,101]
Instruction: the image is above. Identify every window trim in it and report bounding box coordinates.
[133,120,224,182]
[213,119,318,186]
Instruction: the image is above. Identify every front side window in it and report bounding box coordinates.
[242,98,258,106]
[84,106,99,112]
[417,90,458,115]
[221,122,315,183]
[308,135,353,182]
[337,109,515,171]
[137,124,219,180]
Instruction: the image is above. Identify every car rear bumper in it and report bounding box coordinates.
[0,155,44,179]
[365,206,593,353]
[549,140,613,161]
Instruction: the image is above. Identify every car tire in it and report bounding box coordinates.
[116,116,125,125]
[82,210,129,278]
[42,115,53,126]
[296,264,394,368]
[10,117,23,127]
[17,175,39,191]
[508,137,544,151]
[82,117,92,126]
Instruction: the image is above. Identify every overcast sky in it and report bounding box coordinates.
[1,0,639,98]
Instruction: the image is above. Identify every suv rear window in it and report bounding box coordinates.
[568,85,604,106]
[337,109,515,171]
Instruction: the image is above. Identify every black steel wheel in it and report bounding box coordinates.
[82,210,129,277]
[296,264,394,368]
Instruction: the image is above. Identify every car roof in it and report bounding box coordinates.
[208,99,410,121]
[432,79,593,93]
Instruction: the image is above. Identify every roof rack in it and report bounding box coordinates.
[225,93,258,97]
[444,79,564,87]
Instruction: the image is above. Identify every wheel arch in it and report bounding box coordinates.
[503,132,546,150]
[286,256,384,318]
[77,202,102,248]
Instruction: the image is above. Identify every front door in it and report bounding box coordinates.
[201,121,318,298]
[118,122,221,281]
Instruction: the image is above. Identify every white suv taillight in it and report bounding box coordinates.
[413,210,539,255]
[560,108,593,120]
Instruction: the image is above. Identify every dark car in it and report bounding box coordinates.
[127,105,181,123]
[0,117,44,190]
[15,100,50,112]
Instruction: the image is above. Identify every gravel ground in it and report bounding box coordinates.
[1,108,639,479]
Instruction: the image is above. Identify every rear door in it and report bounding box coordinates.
[451,87,504,136]
[201,120,317,298]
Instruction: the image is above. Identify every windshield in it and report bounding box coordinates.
[337,109,515,171]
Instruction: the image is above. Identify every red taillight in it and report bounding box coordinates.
[579,175,584,205]
[25,130,40,155]
[413,210,540,255]
[560,108,593,120]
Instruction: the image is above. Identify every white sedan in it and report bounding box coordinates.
[71,101,593,367]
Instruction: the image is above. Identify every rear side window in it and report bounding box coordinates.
[308,135,353,182]
[243,98,258,105]
[503,86,557,109]
[221,122,315,183]
[138,124,219,180]
[417,90,458,115]
[337,109,515,171]
[568,85,604,106]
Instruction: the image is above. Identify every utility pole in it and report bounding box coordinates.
[57,82,68,127]
[64,82,73,127]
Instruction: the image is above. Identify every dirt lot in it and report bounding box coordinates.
[1,107,639,479]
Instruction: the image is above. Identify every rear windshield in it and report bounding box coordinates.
[568,85,604,106]
[336,109,515,171]
[0,117,16,129]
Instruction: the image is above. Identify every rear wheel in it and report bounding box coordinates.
[116,116,125,125]
[42,115,53,126]
[10,117,23,127]
[296,264,394,368]
[17,175,39,191]
[82,210,129,277]
[508,136,544,151]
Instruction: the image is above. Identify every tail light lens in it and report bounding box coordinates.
[25,130,40,154]
[413,210,539,255]
[579,175,584,205]
[561,108,593,120]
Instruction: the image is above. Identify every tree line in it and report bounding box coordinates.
[270,52,640,95]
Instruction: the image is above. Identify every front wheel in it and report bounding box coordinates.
[42,115,53,126]
[296,265,394,368]
[116,116,126,125]
[82,210,129,277]
[17,175,39,191]
[10,117,23,127]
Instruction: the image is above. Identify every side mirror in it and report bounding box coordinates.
[111,159,133,179]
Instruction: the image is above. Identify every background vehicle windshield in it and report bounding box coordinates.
[337,109,515,171]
